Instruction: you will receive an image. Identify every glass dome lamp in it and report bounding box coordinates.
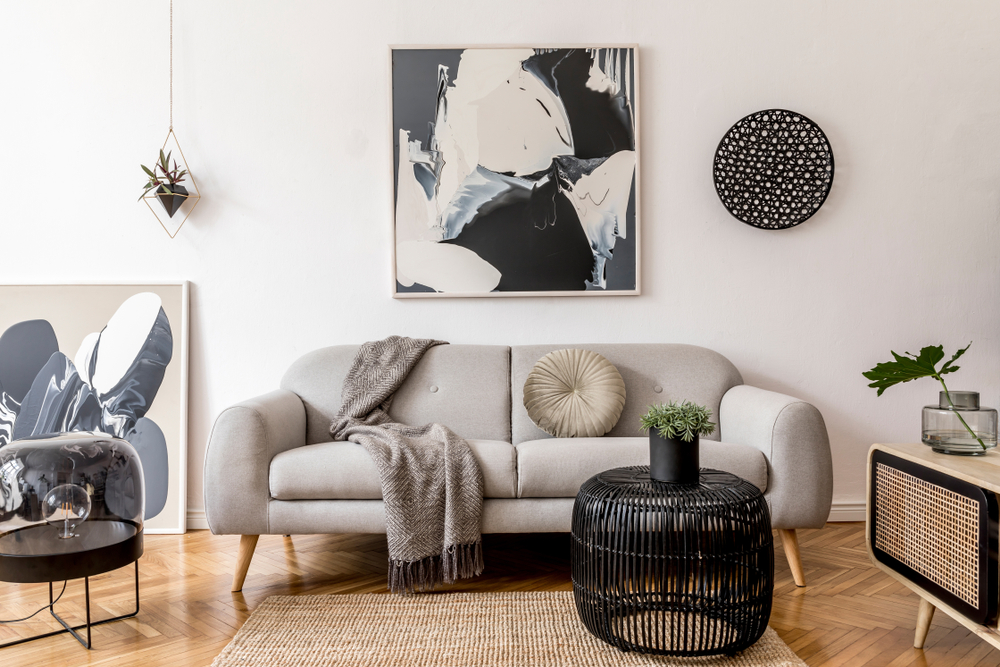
[0,432,145,649]
[0,432,144,582]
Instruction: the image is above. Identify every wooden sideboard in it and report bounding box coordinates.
[867,442,1000,651]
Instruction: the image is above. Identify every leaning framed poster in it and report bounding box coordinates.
[390,45,640,297]
[0,283,189,534]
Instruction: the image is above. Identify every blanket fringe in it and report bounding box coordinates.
[442,539,484,584]
[388,539,484,594]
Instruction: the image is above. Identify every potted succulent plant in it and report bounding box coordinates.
[640,400,716,483]
[863,343,997,455]
[139,149,189,218]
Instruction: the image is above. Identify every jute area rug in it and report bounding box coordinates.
[212,591,805,667]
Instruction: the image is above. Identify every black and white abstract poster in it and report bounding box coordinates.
[0,284,189,533]
[392,46,639,297]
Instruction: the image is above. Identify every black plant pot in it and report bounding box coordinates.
[156,183,188,218]
[649,431,700,484]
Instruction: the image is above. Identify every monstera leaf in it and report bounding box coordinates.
[862,344,969,396]
[863,342,984,450]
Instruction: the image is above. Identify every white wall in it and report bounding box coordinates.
[2,1,998,525]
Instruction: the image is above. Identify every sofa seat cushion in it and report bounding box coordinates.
[270,439,517,500]
[515,437,767,498]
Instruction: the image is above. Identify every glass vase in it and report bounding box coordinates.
[922,391,998,455]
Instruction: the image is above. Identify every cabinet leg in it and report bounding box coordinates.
[914,598,935,649]
[779,529,806,587]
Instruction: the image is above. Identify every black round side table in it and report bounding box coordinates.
[571,466,773,656]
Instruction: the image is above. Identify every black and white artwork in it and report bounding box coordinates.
[392,46,639,297]
[0,284,188,533]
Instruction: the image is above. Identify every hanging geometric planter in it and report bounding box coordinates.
[139,1,201,239]
[140,129,201,238]
[157,183,188,217]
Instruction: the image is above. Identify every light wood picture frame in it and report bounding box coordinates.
[390,45,641,298]
[0,282,189,534]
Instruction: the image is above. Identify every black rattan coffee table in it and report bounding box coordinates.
[571,466,773,656]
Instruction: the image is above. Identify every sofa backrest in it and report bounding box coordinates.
[510,344,743,445]
[281,344,511,445]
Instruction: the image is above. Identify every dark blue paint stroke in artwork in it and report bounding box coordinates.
[602,175,637,291]
[413,163,438,200]
[122,417,168,520]
[12,352,103,441]
[391,48,462,202]
[523,49,634,160]
[0,392,18,449]
[551,155,607,186]
[102,436,146,522]
[442,156,617,291]
[0,320,59,404]
[96,306,173,438]
[395,281,435,293]
[442,166,529,240]
[443,162,594,292]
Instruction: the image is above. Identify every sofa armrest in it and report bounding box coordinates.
[204,389,307,535]
[720,385,833,530]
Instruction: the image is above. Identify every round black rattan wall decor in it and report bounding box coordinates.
[713,109,834,230]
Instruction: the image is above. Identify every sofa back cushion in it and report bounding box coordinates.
[511,344,743,445]
[281,344,511,445]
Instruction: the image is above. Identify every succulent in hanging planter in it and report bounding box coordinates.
[139,149,189,218]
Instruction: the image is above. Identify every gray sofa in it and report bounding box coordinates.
[204,343,833,591]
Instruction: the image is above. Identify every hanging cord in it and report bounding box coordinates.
[0,581,68,623]
[169,0,173,130]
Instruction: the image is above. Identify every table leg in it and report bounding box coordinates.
[0,561,141,650]
[85,576,92,648]
[914,597,935,649]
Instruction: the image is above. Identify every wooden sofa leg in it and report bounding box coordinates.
[232,534,259,592]
[779,529,806,587]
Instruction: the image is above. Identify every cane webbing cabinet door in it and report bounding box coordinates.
[867,443,1000,651]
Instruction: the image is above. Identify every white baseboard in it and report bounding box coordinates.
[187,509,210,530]
[827,501,866,523]
[186,503,867,531]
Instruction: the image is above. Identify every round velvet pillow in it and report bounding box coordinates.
[523,349,627,438]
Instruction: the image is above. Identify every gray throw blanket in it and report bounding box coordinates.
[329,336,484,594]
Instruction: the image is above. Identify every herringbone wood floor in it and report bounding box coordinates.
[0,523,997,666]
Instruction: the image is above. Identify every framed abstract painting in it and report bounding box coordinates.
[391,45,640,297]
[0,283,189,533]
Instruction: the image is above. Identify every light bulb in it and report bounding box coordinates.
[42,484,91,539]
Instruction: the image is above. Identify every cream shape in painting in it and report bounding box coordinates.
[432,49,536,211]
[90,292,164,394]
[396,240,501,293]
[563,149,636,260]
[472,65,574,177]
